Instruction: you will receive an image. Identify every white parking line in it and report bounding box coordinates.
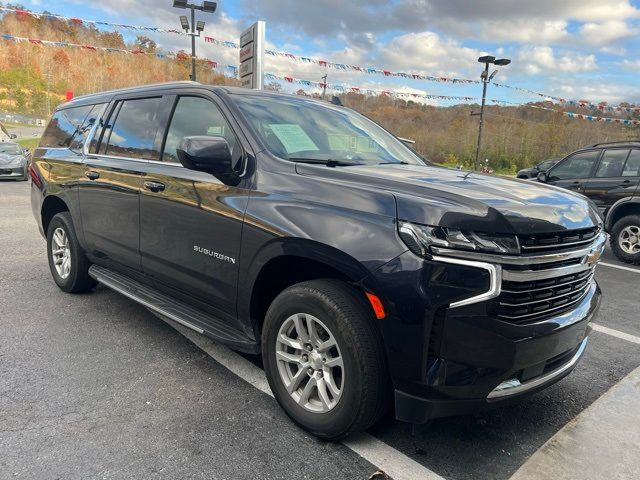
[591,323,640,345]
[164,317,445,480]
[600,262,640,274]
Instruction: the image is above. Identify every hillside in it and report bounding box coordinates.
[0,6,639,170]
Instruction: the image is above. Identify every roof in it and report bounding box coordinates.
[585,140,640,148]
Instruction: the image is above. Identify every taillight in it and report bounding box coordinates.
[29,164,42,187]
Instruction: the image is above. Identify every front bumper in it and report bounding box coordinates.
[371,246,602,425]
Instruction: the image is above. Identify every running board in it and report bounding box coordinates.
[88,265,258,354]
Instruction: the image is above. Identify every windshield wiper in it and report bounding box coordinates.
[288,157,361,167]
[378,161,409,165]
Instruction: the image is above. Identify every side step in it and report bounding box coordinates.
[88,265,259,354]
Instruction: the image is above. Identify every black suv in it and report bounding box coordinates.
[31,82,604,439]
[538,141,640,264]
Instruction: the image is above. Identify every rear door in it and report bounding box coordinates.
[546,150,601,194]
[583,148,640,215]
[139,92,251,322]
[79,95,169,274]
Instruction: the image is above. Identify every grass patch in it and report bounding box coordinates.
[17,137,40,149]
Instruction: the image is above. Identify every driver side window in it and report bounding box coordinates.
[162,96,241,167]
[549,151,600,181]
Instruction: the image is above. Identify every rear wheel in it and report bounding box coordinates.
[46,212,97,292]
[610,214,640,264]
[262,279,389,440]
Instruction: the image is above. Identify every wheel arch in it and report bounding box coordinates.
[605,197,640,232]
[240,238,383,339]
[41,195,70,234]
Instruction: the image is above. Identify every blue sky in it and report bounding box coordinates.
[12,0,640,105]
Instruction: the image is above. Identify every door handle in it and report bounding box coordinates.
[85,171,100,180]
[144,181,165,193]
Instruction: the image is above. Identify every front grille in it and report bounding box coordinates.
[0,168,13,175]
[518,226,600,254]
[493,268,594,324]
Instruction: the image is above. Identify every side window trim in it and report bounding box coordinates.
[550,149,600,180]
[82,103,109,155]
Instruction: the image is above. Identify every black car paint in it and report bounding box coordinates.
[31,83,602,424]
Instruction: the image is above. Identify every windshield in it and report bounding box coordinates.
[232,94,427,166]
[0,143,20,155]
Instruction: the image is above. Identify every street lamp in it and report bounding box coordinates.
[173,0,218,81]
[473,55,510,171]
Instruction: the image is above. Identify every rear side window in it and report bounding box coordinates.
[69,104,107,151]
[103,97,163,160]
[622,150,640,176]
[595,149,630,178]
[549,151,600,181]
[40,105,93,148]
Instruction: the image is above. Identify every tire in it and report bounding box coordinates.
[262,279,389,440]
[517,175,529,180]
[46,212,97,293]
[610,214,640,265]
[21,166,29,181]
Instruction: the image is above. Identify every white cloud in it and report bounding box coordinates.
[580,20,638,46]
[517,46,597,74]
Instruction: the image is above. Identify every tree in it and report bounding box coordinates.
[134,36,157,53]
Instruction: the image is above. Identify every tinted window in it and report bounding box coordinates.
[162,96,241,167]
[622,150,640,176]
[232,94,425,166]
[549,151,600,181]
[69,104,107,151]
[538,160,556,171]
[40,105,93,148]
[595,149,629,178]
[104,98,163,160]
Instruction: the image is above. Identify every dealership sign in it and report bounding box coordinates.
[239,21,265,90]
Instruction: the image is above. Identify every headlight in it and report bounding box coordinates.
[398,221,520,256]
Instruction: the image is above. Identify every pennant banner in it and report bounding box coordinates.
[0,33,238,75]
[3,6,638,111]
[490,100,640,125]
[264,73,479,102]
[0,6,186,35]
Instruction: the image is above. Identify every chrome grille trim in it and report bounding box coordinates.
[501,271,593,294]
[520,237,596,251]
[431,255,502,308]
[496,282,594,321]
[502,263,593,282]
[498,274,594,307]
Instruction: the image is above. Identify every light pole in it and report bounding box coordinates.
[173,0,217,82]
[473,55,510,171]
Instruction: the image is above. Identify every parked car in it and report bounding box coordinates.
[538,141,640,264]
[516,158,560,179]
[31,82,604,439]
[0,142,30,181]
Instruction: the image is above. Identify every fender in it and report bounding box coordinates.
[605,196,640,231]
[236,237,393,334]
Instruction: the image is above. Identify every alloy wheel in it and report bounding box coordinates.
[51,227,71,279]
[619,225,640,255]
[275,313,344,413]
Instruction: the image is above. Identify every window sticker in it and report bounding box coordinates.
[268,124,319,153]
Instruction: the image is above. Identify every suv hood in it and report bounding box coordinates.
[296,163,601,235]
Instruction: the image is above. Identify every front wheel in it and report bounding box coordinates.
[610,214,640,264]
[262,279,389,440]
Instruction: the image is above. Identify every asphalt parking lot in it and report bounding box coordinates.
[1,180,639,480]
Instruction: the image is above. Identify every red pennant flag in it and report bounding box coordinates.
[70,18,83,26]
[82,45,97,51]
[15,9,29,17]
[204,36,214,43]
[28,38,43,44]
[383,70,391,76]
[284,76,293,83]
[319,60,327,67]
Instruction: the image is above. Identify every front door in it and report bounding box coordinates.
[546,149,601,194]
[139,94,251,321]
[79,96,167,274]
[584,149,640,215]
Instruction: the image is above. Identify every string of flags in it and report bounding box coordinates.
[3,5,639,113]
[0,33,238,75]
[264,73,479,102]
[0,28,637,126]
[0,6,187,35]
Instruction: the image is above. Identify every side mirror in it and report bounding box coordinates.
[398,137,416,147]
[537,171,547,183]
[176,136,239,184]
[9,134,17,139]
